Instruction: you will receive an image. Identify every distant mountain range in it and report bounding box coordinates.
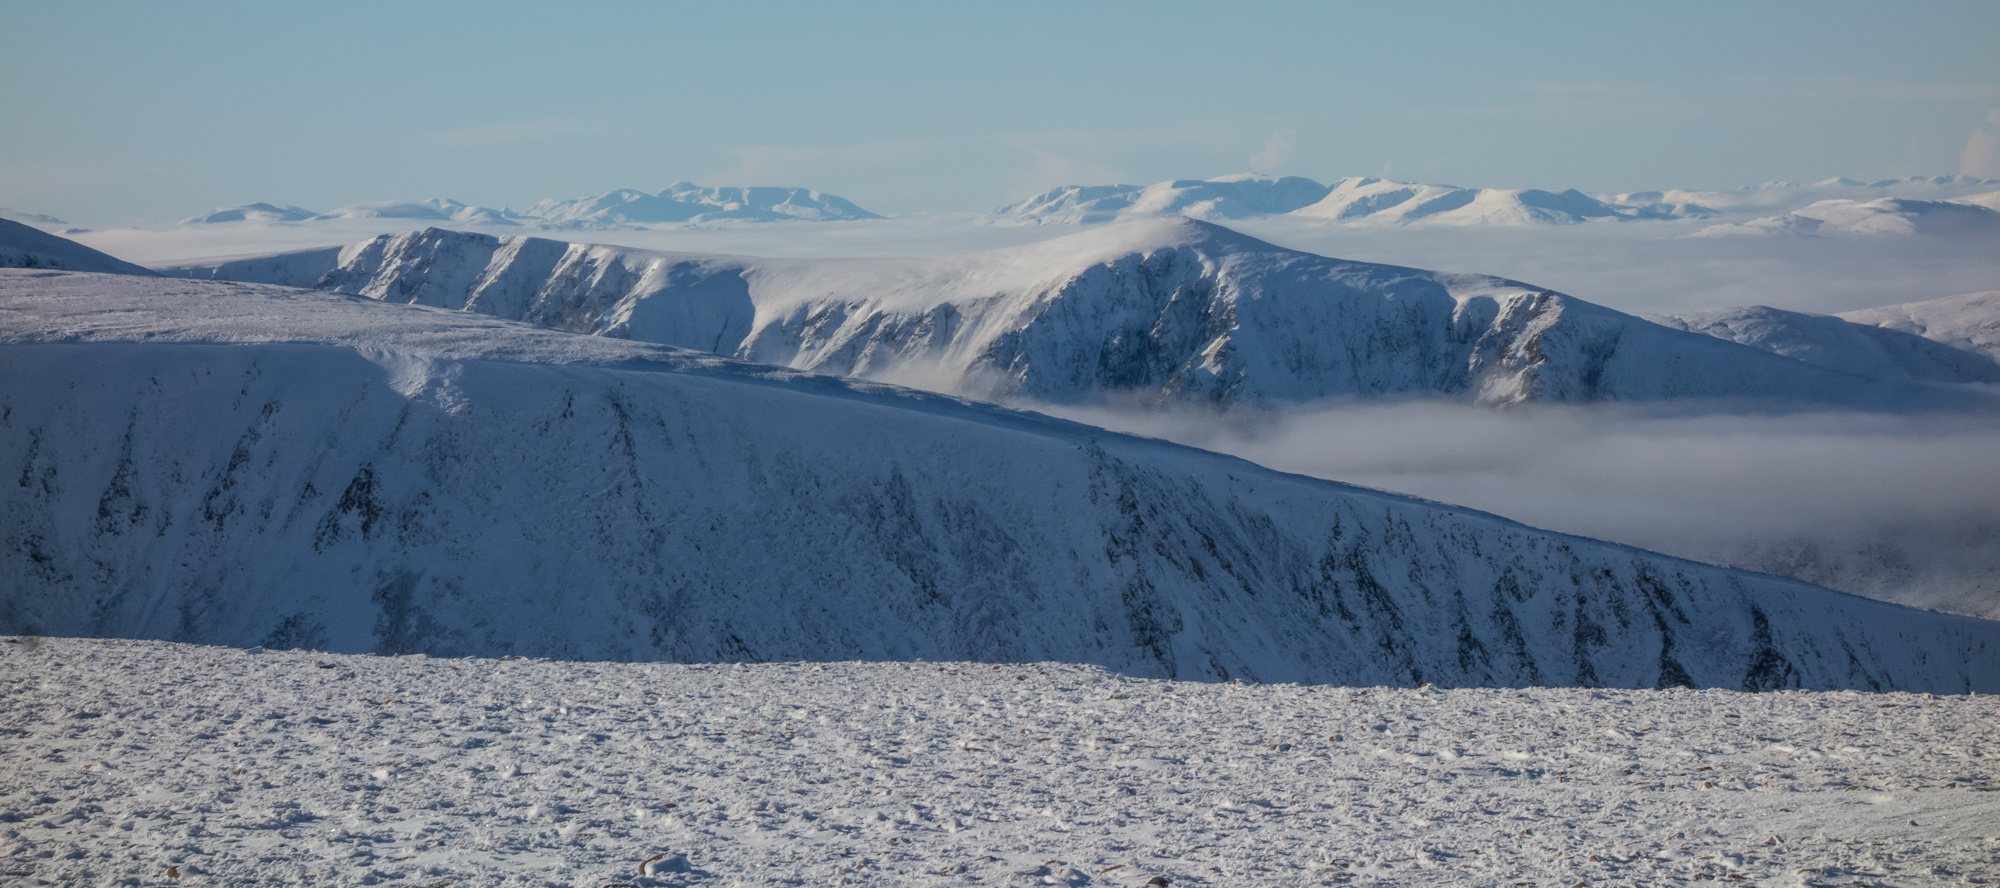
[179,183,880,229]
[1687,196,2000,238]
[994,174,2000,228]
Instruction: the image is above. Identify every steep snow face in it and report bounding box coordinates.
[1649,304,2000,385]
[528,183,882,226]
[305,219,1912,408]
[181,203,319,225]
[1689,198,2000,238]
[5,269,1997,691]
[1839,290,2000,365]
[0,219,156,276]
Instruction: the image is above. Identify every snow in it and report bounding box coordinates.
[0,218,156,276]
[997,176,1651,227]
[6,269,1997,691]
[529,183,883,227]
[1839,290,2000,366]
[1648,303,2000,385]
[1687,198,2000,238]
[238,219,1958,409]
[182,203,319,225]
[4,636,1998,887]
[0,207,68,229]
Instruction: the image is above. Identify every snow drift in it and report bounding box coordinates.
[2,268,1996,691]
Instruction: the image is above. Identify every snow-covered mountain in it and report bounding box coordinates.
[262,219,1950,408]
[1648,303,2000,385]
[528,182,881,226]
[0,207,68,229]
[181,202,319,224]
[1688,197,2000,238]
[1839,290,2000,365]
[1613,175,2000,217]
[996,175,1651,226]
[0,218,156,276]
[4,267,1996,691]
[177,184,880,230]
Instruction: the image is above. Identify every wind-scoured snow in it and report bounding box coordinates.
[259,218,1945,409]
[0,218,156,276]
[1649,304,2000,385]
[1688,198,2000,238]
[3,268,1997,691]
[4,638,1998,887]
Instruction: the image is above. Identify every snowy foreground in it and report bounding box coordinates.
[4,638,1996,888]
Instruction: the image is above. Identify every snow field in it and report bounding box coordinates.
[3,638,1996,887]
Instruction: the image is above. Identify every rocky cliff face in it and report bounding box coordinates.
[305,219,1907,408]
[4,269,1995,691]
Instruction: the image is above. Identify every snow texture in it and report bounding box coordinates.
[1648,303,2000,385]
[528,183,882,227]
[275,218,1946,409]
[3,637,1998,887]
[3,268,1998,692]
[0,219,156,276]
[1838,290,2000,366]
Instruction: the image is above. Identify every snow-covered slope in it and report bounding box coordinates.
[5,268,1996,691]
[1951,190,2000,211]
[299,219,1936,408]
[528,182,882,226]
[997,176,1651,226]
[0,218,156,276]
[1648,304,2000,385]
[1839,290,2000,365]
[153,245,346,287]
[1689,198,2000,238]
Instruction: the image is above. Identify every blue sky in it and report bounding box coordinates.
[4,0,1997,222]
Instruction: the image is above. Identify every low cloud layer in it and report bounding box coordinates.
[1042,399,2000,618]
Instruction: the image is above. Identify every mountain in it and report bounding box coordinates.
[0,218,156,276]
[154,245,346,287]
[181,202,319,224]
[4,267,1996,691]
[994,175,1335,225]
[309,198,526,226]
[1838,290,2000,365]
[1648,303,2000,385]
[0,207,68,229]
[526,182,882,226]
[1613,175,2000,217]
[1951,190,2000,212]
[1688,198,2000,238]
[279,219,1940,409]
[996,175,1651,226]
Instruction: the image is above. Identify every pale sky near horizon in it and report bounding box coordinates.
[4,0,1998,223]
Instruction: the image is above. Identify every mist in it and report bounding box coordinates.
[1037,397,2000,619]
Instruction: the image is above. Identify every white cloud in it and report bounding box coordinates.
[1250,131,1296,174]
[1962,129,1999,179]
